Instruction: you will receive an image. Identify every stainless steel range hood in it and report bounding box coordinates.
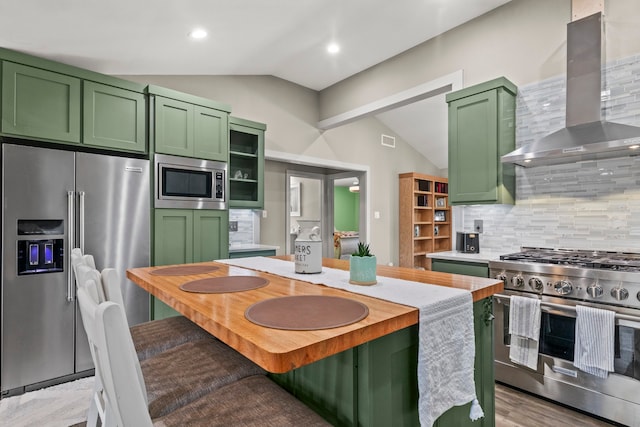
[501,12,640,167]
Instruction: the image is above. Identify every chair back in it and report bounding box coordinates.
[72,248,104,301]
[78,278,153,426]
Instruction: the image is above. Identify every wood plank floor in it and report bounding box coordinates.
[495,383,618,427]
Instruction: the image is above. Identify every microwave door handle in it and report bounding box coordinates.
[67,190,75,302]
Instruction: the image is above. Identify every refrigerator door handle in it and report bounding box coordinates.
[78,191,85,254]
[67,190,75,302]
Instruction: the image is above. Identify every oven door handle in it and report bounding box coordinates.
[494,293,640,324]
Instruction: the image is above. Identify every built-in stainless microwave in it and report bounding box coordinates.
[154,153,227,210]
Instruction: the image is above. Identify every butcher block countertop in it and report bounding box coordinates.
[127,257,502,373]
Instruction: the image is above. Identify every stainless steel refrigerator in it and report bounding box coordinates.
[1,143,150,396]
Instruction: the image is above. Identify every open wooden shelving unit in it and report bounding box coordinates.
[399,172,451,269]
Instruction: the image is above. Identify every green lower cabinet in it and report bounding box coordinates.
[83,81,146,152]
[2,61,81,144]
[193,210,229,262]
[152,209,229,319]
[228,249,276,258]
[272,299,495,427]
[431,259,489,278]
[273,348,356,426]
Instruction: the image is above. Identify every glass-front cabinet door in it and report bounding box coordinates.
[229,116,266,208]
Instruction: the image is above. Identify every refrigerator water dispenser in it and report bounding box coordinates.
[17,219,64,275]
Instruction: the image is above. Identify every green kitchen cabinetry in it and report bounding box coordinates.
[431,258,489,278]
[228,249,276,258]
[2,61,81,144]
[447,77,517,205]
[1,48,148,153]
[83,81,146,153]
[272,299,495,427]
[153,208,229,319]
[149,85,230,161]
[229,116,266,208]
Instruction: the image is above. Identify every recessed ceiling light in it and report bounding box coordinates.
[327,43,340,54]
[189,28,208,40]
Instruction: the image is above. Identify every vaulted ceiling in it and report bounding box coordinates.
[0,0,512,168]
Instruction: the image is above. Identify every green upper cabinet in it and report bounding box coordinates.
[154,96,194,157]
[2,61,81,144]
[446,77,517,205]
[0,48,148,153]
[229,116,266,208]
[194,106,227,160]
[149,85,230,162]
[83,81,146,153]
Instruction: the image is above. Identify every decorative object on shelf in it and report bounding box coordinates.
[434,211,446,222]
[349,242,377,285]
[436,197,446,207]
[434,225,439,236]
[234,169,244,179]
[290,182,301,216]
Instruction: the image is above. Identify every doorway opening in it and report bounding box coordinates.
[273,152,368,258]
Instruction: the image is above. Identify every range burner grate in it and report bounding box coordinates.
[499,247,640,272]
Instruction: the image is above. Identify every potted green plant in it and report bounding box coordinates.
[349,242,377,285]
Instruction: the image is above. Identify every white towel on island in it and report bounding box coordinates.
[217,256,483,427]
[508,296,541,370]
[573,305,615,378]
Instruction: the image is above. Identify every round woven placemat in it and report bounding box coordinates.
[245,295,369,331]
[150,265,220,276]
[180,276,269,293]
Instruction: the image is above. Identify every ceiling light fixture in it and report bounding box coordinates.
[327,43,340,54]
[189,28,208,40]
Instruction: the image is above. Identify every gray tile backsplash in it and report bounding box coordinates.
[457,54,640,254]
[229,209,260,245]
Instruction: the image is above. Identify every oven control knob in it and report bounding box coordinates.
[611,287,629,301]
[512,275,525,288]
[586,283,603,298]
[528,277,543,292]
[554,280,573,295]
[496,274,507,285]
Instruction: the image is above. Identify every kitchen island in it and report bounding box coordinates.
[127,257,502,426]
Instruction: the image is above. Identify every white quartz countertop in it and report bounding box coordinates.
[229,244,280,253]
[426,250,503,264]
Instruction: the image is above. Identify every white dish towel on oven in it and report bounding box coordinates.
[573,305,615,378]
[508,296,541,370]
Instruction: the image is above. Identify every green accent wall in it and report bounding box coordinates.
[334,187,359,231]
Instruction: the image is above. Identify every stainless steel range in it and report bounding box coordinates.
[489,247,640,426]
